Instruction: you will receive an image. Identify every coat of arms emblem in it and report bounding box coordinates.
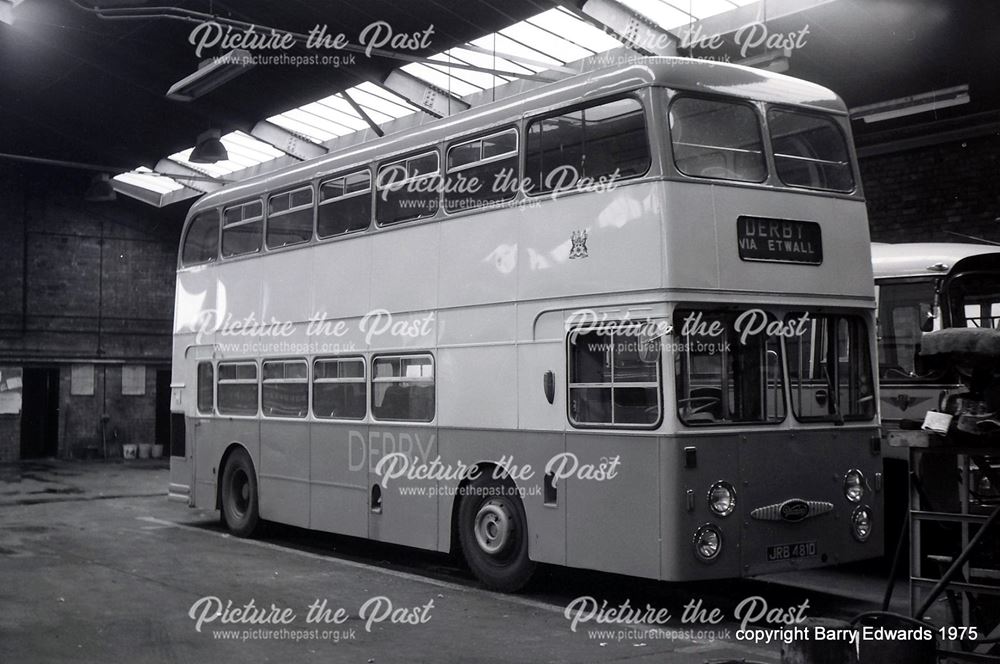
[569,229,589,259]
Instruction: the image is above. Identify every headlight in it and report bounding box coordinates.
[693,524,723,562]
[844,469,865,503]
[707,481,736,517]
[851,506,873,542]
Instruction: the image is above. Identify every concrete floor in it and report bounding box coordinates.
[0,461,903,663]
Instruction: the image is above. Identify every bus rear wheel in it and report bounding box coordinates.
[457,475,535,592]
[220,448,260,538]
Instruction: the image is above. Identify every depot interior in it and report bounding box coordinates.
[0,0,997,461]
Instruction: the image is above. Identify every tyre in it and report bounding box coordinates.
[457,473,535,592]
[220,447,260,538]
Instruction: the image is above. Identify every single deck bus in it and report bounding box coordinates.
[872,242,1000,534]
[169,57,882,591]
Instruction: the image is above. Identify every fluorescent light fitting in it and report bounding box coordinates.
[0,0,25,26]
[851,85,970,123]
[167,49,254,102]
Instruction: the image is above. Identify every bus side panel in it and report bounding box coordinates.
[310,421,369,539]
[367,424,439,551]
[739,429,883,576]
[435,429,566,565]
[564,433,661,578]
[516,183,663,302]
[711,188,873,300]
[193,418,260,511]
[660,434,742,581]
[369,222,440,315]
[437,208,518,308]
[259,420,311,529]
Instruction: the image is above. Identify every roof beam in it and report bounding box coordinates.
[250,120,327,160]
[112,177,200,208]
[382,70,470,118]
[155,159,224,194]
[578,0,679,56]
[340,91,385,138]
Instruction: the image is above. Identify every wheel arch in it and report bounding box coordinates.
[215,442,256,510]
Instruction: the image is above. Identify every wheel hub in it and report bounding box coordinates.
[473,500,512,555]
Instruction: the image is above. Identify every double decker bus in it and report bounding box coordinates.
[169,57,882,591]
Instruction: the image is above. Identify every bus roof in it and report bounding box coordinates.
[187,56,846,219]
[871,242,1000,279]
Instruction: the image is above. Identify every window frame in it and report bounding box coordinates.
[765,104,856,193]
[672,307,788,427]
[317,168,373,240]
[443,127,519,214]
[216,360,260,417]
[784,313,875,423]
[667,93,768,184]
[181,209,221,267]
[312,356,368,421]
[370,353,436,423]
[221,198,265,258]
[524,94,652,197]
[265,185,315,251]
[375,149,442,227]
[565,325,664,430]
[260,358,309,419]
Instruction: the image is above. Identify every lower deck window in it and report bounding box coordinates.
[313,357,366,419]
[785,314,874,421]
[217,362,258,416]
[568,328,661,427]
[674,309,785,425]
[371,355,434,422]
[262,360,308,418]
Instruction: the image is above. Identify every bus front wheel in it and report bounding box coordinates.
[458,475,535,592]
[220,448,260,538]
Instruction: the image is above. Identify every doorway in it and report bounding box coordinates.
[20,368,60,458]
[155,369,171,449]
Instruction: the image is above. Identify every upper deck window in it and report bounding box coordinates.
[445,128,518,212]
[526,97,650,195]
[182,210,220,266]
[222,200,264,258]
[266,187,314,250]
[767,109,854,192]
[376,150,440,226]
[318,170,372,238]
[669,97,766,183]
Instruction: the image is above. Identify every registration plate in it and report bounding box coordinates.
[767,541,817,562]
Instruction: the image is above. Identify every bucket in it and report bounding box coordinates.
[151,444,164,459]
[138,443,152,459]
[122,444,138,459]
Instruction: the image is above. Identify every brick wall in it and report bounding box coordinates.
[0,163,186,458]
[860,132,1000,243]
